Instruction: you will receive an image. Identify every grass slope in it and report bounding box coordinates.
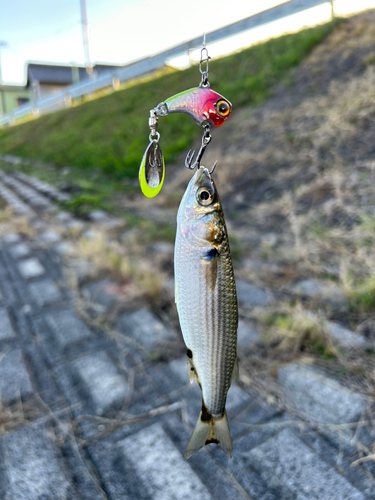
[0,21,336,180]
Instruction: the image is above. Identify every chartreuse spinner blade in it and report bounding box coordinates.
[139,107,166,198]
[139,139,165,198]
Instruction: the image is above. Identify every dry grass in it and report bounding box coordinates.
[221,56,375,314]
[68,229,168,305]
[0,207,36,238]
[77,231,131,279]
[260,303,337,356]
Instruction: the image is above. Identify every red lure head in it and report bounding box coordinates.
[164,87,232,128]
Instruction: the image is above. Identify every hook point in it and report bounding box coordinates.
[209,161,217,174]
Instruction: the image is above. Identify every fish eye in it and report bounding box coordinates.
[216,100,230,117]
[196,186,214,206]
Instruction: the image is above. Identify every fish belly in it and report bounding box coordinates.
[174,233,237,416]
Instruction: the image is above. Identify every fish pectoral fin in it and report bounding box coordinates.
[184,409,232,460]
[187,359,199,384]
[231,356,239,382]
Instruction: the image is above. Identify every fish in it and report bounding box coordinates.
[174,165,238,459]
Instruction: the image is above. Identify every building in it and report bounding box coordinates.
[0,62,122,117]
[26,62,122,100]
[0,85,31,116]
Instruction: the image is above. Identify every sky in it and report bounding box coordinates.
[0,0,374,85]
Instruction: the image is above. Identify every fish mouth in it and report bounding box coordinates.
[195,167,213,189]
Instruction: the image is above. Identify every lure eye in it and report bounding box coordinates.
[216,100,230,117]
[196,186,215,206]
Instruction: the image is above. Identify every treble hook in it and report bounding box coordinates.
[185,125,212,170]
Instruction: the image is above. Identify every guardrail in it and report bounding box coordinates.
[0,0,331,127]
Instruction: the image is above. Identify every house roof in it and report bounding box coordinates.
[1,85,29,92]
[26,63,122,87]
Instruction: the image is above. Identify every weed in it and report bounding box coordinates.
[349,277,375,314]
[261,304,336,356]
[364,52,375,65]
[64,194,104,216]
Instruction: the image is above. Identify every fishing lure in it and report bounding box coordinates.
[139,41,232,197]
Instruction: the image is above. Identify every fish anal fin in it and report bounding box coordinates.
[184,406,232,460]
[231,356,239,382]
[187,358,199,384]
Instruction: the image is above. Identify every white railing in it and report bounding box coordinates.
[0,0,330,127]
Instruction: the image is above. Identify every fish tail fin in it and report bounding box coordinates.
[184,408,232,460]
[184,414,209,460]
[214,411,232,457]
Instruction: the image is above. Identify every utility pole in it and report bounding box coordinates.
[0,41,8,116]
[71,61,80,85]
[80,0,93,76]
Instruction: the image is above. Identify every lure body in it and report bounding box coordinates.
[174,166,238,459]
[165,87,232,128]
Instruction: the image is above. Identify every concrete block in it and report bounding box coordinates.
[9,243,30,259]
[44,310,92,350]
[0,308,15,340]
[246,428,365,500]
[292,279,346,303]
[18,258,45,279]
[39,230,61,245]
[28,279,62,307]
[54,241,76,256]
[0,422,79,500]
[117,308,175,349]
[82,279,120,312]
[278,363,365,424]
[236,280,274,308]
[117,423,212,500]
[70,351,128,415]
[0,349,34,404]
[237,318,261,348]
[328,321,368,348]
[2,233,21,245]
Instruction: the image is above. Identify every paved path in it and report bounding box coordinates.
[0,166,374,499]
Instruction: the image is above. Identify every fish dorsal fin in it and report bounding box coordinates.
[231,357,239,382]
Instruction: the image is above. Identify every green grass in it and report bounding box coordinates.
[0,21,337,182]
[349,276,375,314]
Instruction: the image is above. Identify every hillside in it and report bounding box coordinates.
[0,21,335,180]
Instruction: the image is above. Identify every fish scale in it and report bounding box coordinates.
[175,166,238,459]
